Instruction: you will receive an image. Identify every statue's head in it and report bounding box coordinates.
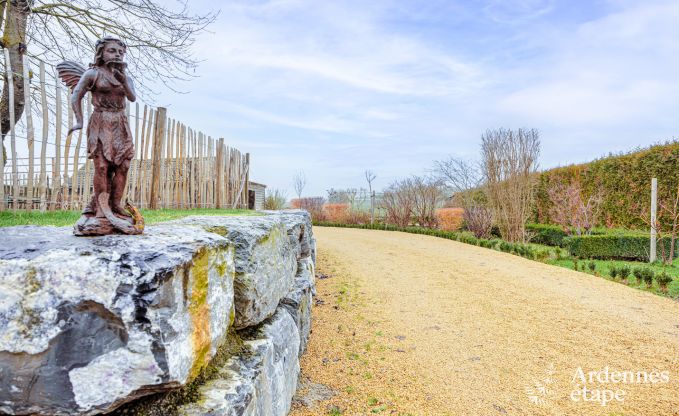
[92,36,127,68]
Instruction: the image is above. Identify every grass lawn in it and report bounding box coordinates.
[547,258,679,298]
[0,208,259,228]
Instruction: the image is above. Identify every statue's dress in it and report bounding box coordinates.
[86,67,134,165]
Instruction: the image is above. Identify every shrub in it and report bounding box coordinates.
[464,205,494,239]
[324,203,350,223]
[436,208,464,231]
[587,261,596,272]
[609,265,618,278]
[643,269,655,288]
[619,265,631,281]
[263,189,287,210]
[346,209,370,225]
[526,223,568,247]
[535,249,551,261]
[564,235,678,262]
[632,267,643,284]
[291,197,327,222]
[655,272,673,292]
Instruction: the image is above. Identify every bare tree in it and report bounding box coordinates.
[464,206,494,239]
[263,188,287,210]
[481,128,540,242]
[433,157,494,238]
[365,169,376,224]
[433,157,482,204]
[292,170,306,200]
[547,181,602,236]
[410,176,442,228]
[381,179,414,227]
[659,183,679,265]
[0,0,216,154]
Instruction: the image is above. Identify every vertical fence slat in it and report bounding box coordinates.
[208,137,214,207]
[122,100,131,201]
[245,152,250,209]
[2,78,250,213]
[51,72,63,210]
[149,107,166,209]
[63,92,74,209]
[175,123,182,208]
[70,98,87,209]
[215,138,223,209]
[130,102,140,202]
[38,62,49,211]
[22,55,35,211]
[5,49,18,210]
[137,106,149,207]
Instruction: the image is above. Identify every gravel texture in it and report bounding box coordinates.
[291,227,679,416]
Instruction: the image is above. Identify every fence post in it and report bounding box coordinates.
[650,177,657,263]
[23,55,35,211]
[372,191,377,223]
[39,62,49,211]
[149,106,167,209]
[216,138,224,209]
[4,49,18,211]
[51,80,63,210]
[244,153,250,209]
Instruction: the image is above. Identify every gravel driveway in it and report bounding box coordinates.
[291,227,679,416]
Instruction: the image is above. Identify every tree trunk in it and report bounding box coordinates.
[0,0,29,154]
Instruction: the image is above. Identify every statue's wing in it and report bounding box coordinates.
[56,61,87,91]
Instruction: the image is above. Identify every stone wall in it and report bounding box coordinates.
[0,211,315,416]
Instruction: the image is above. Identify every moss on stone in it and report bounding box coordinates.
[205,226,229,237]
[19,266,44,336]
[109,330,248,416]
[187,248,212,381]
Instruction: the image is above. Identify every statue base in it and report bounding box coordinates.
[73,214,137,236]
[73,192,145,236]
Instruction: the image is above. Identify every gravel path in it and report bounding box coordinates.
[291,227,679,416]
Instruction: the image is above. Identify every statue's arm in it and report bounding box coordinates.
[123,75,136,102]
[70,69,96,134]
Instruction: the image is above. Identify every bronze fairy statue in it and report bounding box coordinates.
[57,36,144,235]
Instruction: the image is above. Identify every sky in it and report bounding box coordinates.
[153,0,679,197]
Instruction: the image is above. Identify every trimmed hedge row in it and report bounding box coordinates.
[526,223,568,247]
[534,141,679,229]
[526,223,609,247]
[313,222,554,262]
[564,235,678,261]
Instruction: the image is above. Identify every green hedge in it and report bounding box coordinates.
[534,141,679,229]
[526,224,609,247]
[314,222,552,261]
[526,223,568,247]
[564,235,678,261]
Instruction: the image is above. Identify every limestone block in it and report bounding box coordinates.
[280,257,315,356]
[174,214,307,329]
[0,224,235,415]
[178,308,301,416]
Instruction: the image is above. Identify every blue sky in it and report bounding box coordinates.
[155,0,679,197]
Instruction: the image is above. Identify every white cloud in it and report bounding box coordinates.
[153,0,679,196]
[497,1,679,126]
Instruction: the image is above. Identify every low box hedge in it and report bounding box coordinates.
[564,234,678,261]
[526,223,568,247]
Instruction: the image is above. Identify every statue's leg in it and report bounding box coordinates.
[92,149,110,218]
[110,159,131,216]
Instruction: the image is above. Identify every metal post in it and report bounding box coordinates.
[650,178,657,263]
[370,190,375,225]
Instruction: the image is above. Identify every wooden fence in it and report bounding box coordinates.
[0,55,250,212]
